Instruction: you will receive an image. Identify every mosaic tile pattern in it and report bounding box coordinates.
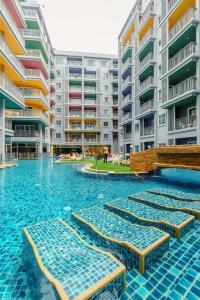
[105,199,195,238]
[130,192,200,219]
[73,207,169,273]
[24,219,125,300]
[148,187,200,202]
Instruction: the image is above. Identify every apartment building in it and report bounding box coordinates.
[53,51,119,155]
[0,0,55,162]
[119,0,200,154]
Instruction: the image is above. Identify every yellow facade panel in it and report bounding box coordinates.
[168,0,196,29]
[139,16,154,41]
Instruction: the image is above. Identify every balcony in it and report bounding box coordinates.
[113,88,118,95]
[139,28,154,51]
[67,125,82,131]
[69,86,82,92]
[168,42,198,71]
[84,137,100,144]
[169,76,197,100]
[84,99,97,105]
[23,8,37,19]
[141,125,154,137]
[13,130,40,138]
[121,112,132,123]
[168,8,198,42]
[84,87,96,93]
[175,115,197,131]
[0,35,25,77]
[139,52,154,71]
[84,74,96,80]
[25,69,48,92]
[121,42,133,58]
[112,76,118,81]
[168,0,179,12]
[0,72,24,108]
[139,1,155,26]
[84,125,99,130]
[5,117,12,131]
[124,132,131,140]
[67,136,82,143]
[113,124,118,130]
[138,76,155,94]
[121,76,132,91]
[0,0,25,51]
[69,99,82,105]
[6,109,49,125]
[20,29,48,58]
[121,58,132,73]
[113,112,118,119]
[136,99,155,117]
[84,112,97,118]
[121,94,132,108]
[67,60,82,66]
[68,112,82,118]
[23,49,48,77]
[20,88,48,109]
[69,73,82,79]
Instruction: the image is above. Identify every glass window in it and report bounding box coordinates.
[56,82,62,89]
[135,124,139,132]
[158,113,166,126]
[56,107,62,113]
[56,120,62,126]
[104,122,108,127]
[56,133,61,138]
[56,95,62,101]
[104,97,109,103]
[104,73,109,79]
[104,109,108,115]
[104,85,109,91]
[103,134,109,139]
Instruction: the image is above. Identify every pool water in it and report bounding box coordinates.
[0,159,199,299]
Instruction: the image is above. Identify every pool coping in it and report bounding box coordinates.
[81,163,139,176]
[23,218,126,300]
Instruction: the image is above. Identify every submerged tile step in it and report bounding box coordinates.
[72,207,170,274]
[23,218,126,300]
[105,199,195,239]
[129,192,200,220]
[148,188,200,202]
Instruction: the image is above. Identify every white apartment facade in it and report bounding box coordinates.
[53,51,119,155]
[119,0,200,154]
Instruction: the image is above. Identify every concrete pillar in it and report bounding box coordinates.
[38,123,43,155]
[0,100,5,164]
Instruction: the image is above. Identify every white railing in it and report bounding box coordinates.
[69,73,82,79]
[21,28,41,38]
[6,109,49,123]
[121,58,132,73]
[68,137,82,143]
[122,76,132,89]
[136,99,154,115]
[25,49,47,69]
[139,1,154,26]
[169,42,197,70]
[113,113,118,118]
[69,112,82,117]
[0,0,24,48]
[69,86,82,92]
[5,118,12,130]
[84,100,97,105]
[139,76,154,93]
[140,52,154,70]
[112,76,118,81]
[169,76,196,100]
[169,8,196,41]
[122,94,132,106]
[121,112,132,121]
[113,88,118,94]
[69,99,82,105]
[84,112,97,117]
[23,8,37,18]
[84,125,98,130]
[124,132,131,140]
[14,130,40,138]
[68,126,82,130]
[139,28,154,50]
[84,74,96,80]
[175,115,197,130]
[25,69,48,88]
[142,125,154,136]
[0,35,25,76]
[168,0,180,12]
[121,42,132,57]
[113,100,118,106]
[84,87,96,92]
[20,88,48,104]
[0,72,24,103]
[68,60,82,66]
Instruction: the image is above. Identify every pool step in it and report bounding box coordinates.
[72,207,170,274]
[148,188,200,202]
[105,199,195,239]
[129,192,200,220]
[23,218,126,300]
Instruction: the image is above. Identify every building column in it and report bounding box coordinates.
[38,123,43,155]
[0,99,5,164]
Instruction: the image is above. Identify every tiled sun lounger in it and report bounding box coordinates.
[129,192,200,220]
[105,199,195,239]
[72,207,170,274]
[148,187,200,202]
[23,218,126,300]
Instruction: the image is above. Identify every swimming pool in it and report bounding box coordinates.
[0,159,199,299]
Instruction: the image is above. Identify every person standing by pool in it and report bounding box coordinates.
[103,145,109,164]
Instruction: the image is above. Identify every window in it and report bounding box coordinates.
[56,133,61,139]
[158,90,162,101]
[104,85,109,91]
[56,82,62,89]
[56,107,62,113]
[158,113,166,126]
[135,124,139,132]
[104,122,108,127]
[103,97,109,103]
[56,70,61,76]
[56,95,62,101]
[88,59,95,66]
[104,73,108,79]
[103,134,109,139]
[103,109,108,115]
[56,120,62,126]
[101,60,108,67]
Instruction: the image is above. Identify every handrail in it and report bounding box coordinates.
[0,72,24,103]
[169,76,196,100]
[169,42,197,70]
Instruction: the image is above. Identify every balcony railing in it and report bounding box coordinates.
[169,76,196,100]
[121,42,132,57]
[6,109,49,124]
[168,0,179,11]
[136,99,154,115]
[69,99,82,105]
[25,69,48,88]
[0,0,24,48]
[69,73,82,79]
[139,28,154,50]
[121,58,132,73]
[67,60,82,66]
[122,94,132,107]
[23,8,37,18]
[68,137,82,143]
[113,124,118,130]
[139,1,154,26]
[25,49,47,69]
[0,72,24,103]
[169,8,197,41]
[121,112,132,122]
[169,42,197,71]
[175,115,197,130]
[113,88,118,94]
[84,74,96,80]
[84,100,97,105]
[20,88,48,104]
[14,130,40,138]
[84,87,96,93]
[5,118,12,130]
[142,125,154,136]
[113,100,118,106]
[69,86,82,92]
[21,28,41,38]
[0,35,25,76]
[68,112,82,117]
[124,132,131,140]
[139,76,154,93]
[84,125,99,130]
[139,52,154,70]
[113,113,118,118]
[112,76,118,81]
[84,112,97,118]
[122,76,132,90]
[68,126,82,130]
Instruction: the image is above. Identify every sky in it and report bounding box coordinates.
[40,0,135,55]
